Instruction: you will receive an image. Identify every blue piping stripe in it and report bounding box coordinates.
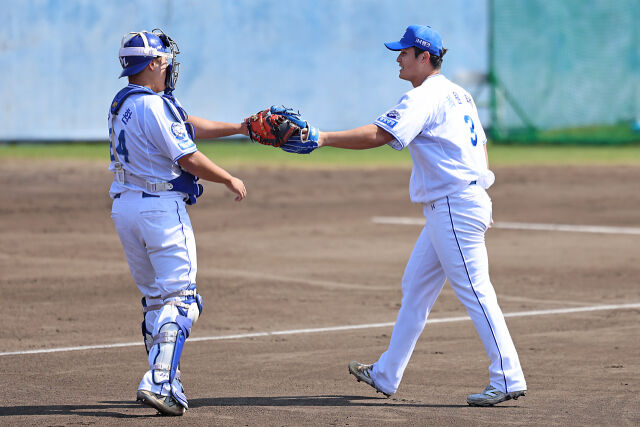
[175,201,192,283]
[446,196,508,392]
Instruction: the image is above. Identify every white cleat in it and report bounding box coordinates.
[348,361,392,398]
[467,385,526,407]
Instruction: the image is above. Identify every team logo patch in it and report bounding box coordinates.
[376,116,398,128]
[171,122,188,139]
[178,139,195,150]
[386,110,401,120]
[172,122,194,149]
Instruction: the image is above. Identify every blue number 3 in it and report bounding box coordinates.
[464,115,478,146]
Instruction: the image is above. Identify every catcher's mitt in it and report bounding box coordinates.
[244,106,304,147]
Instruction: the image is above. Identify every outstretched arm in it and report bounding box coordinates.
[318,124,395,150]
[178,151,246,201]
[186,115,248,140]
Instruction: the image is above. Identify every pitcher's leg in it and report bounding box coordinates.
[427,192,526,393]
[370,226,446,395]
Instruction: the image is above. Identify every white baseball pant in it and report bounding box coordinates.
[370,184,526,395]
[111,190,197,299]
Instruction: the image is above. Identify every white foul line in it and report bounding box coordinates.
[1,303,638,357]
[371,216,640,236]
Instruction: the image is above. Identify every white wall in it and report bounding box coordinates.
[1,0,487,140]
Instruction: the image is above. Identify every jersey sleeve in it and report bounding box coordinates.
[373,88,438,151]
[141,96,197,163]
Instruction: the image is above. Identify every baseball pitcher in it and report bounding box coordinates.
[252,25,527,407]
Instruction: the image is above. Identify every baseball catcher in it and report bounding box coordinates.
[111,28,247,417]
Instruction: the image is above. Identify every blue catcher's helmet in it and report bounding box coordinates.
[118,29,181,91]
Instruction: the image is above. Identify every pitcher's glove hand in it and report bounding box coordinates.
[269,106,319,155]
[244,106,305,147]
[280,125,319,154]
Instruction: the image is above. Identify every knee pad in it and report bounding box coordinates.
[187,291,203,324]
[140,286,202,353]
[177,284,203,325]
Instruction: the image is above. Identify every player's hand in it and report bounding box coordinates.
[226,177,246,201]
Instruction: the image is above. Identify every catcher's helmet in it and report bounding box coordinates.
[118,29,180,91]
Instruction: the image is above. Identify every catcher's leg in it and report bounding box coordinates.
[138,285,203,414]
[141,295,163,353]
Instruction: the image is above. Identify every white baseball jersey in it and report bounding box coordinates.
[374,74,491,204]
[108,84,197,198]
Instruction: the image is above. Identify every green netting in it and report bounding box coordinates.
[489,0,640,144]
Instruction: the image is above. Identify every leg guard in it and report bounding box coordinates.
[141,296,163,354]
[143,285,203,409]
[151,318,190,407]
[152,317,191,383]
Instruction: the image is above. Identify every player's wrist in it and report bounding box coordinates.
[317,131,326,147]
[240,121,249,136]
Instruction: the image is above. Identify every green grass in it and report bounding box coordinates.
[494,122,640,145]
[487,144,640,165]
[1,139,640,167]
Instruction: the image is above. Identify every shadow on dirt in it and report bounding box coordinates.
[0,401,152,418]
[0,395,485,418]
[190,395,471,408]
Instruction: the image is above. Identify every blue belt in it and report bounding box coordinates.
[113,192,160,199]
[470,180,477,185]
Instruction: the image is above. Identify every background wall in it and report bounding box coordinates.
[1,0,488,141]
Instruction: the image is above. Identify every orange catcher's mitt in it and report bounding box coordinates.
[244,106,303,147]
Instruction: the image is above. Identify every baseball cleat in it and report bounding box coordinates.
[466,385,526,407]
[136,389,186,416]
[348,361,392,398]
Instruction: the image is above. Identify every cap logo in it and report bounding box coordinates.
[415,37,431,48]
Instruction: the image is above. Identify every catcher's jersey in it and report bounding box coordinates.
[374,73,490,204]
[108,84,197,197]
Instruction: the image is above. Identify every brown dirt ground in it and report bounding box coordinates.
[1,159,639,426]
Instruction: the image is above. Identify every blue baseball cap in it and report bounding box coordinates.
[385,25,443,56]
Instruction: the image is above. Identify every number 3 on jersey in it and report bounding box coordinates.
[109,128,130,163]
[464,115,478,146]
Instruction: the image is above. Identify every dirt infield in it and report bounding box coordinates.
[1,159,639,425]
